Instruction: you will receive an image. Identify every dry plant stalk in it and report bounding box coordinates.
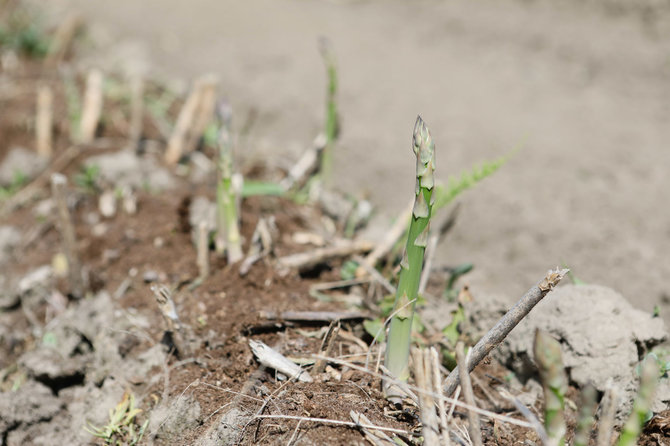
[418,205,459,295]
[279,135,325,190]
[349,411,397,446]
[443,267,568,396]
[196,221,209,281]
[45,13,82,66]
[533,329,567,446]
[79,69,104,144]
[355,199,413,278]
[186,78,218,152]
[456,342,483,446]
[239,216,275,276]
[150,284,189,356]
[36,85,53,157]
[411,348,441,445]
[313,320,340,374]
[164,75,218,165]
[51,173,84,298]
[430,348,451,445]
[127,76,144,149]
[1,144,81,217]
[259,310,367,322]
[278,239,374,271]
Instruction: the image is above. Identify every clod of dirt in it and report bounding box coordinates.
[195,407,250,446]
[85,149,176,191]
[0,380,62,441]
[0,147,47,187]
[0,226,20,265]
[148,395,202,442]
[469,284,669,420]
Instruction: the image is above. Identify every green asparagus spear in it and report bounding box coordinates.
[384,116,435,399]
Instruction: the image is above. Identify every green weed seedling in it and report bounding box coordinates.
[84,391,148,446]
[0,7,51,58]
[0,170,28,200]
[74,164,101,194]
[443,262,473,301]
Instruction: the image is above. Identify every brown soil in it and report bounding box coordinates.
[1,5,668,445]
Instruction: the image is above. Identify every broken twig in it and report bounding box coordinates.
[443,268,568,396]
[412,348,441,446]
[36,85,53,158]
[278,239,373,271]
[355,199,413,278]
[456,342,482,446]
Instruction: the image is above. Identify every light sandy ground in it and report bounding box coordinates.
[41,0,670,321]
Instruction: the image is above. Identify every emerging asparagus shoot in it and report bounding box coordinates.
[384,115,435,400]
[216,101,243,263]
[318,38,338,182]
[617,357,660,446]
[534,329,567,446]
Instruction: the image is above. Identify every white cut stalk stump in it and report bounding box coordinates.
[248,340,313,383]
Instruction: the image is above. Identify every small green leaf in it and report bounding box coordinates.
[363,318,386,343]
[42,332,58,347]
[340,260,359,280]
[241,181,285,197]
[442,305,465,346]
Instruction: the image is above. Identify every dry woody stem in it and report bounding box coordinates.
[45,13,82,67]
[150,284,190,356]
[127,76,144,150]
[196,221,209,281]
[278,239,373,271]
[165,74,218,165]
[412,348,442,446]
[443,267,568,396]
[36,85,53,157]
[51,173,84,298]
[596,385,619,446]
[456,342,483,446]
[355,199,413,278]
[79,69,104,144]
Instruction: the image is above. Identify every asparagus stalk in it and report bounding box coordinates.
[574,384,597,446]
[215,101,243,263]
[384,116,435,399]
[318,38,338,182]
[617,357,660,446]
[533,329,567,446]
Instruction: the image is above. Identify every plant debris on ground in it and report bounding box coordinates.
[1,3,669,446]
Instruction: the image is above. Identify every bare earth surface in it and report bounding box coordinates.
[3,2,670,444]
[39,0,670,320]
